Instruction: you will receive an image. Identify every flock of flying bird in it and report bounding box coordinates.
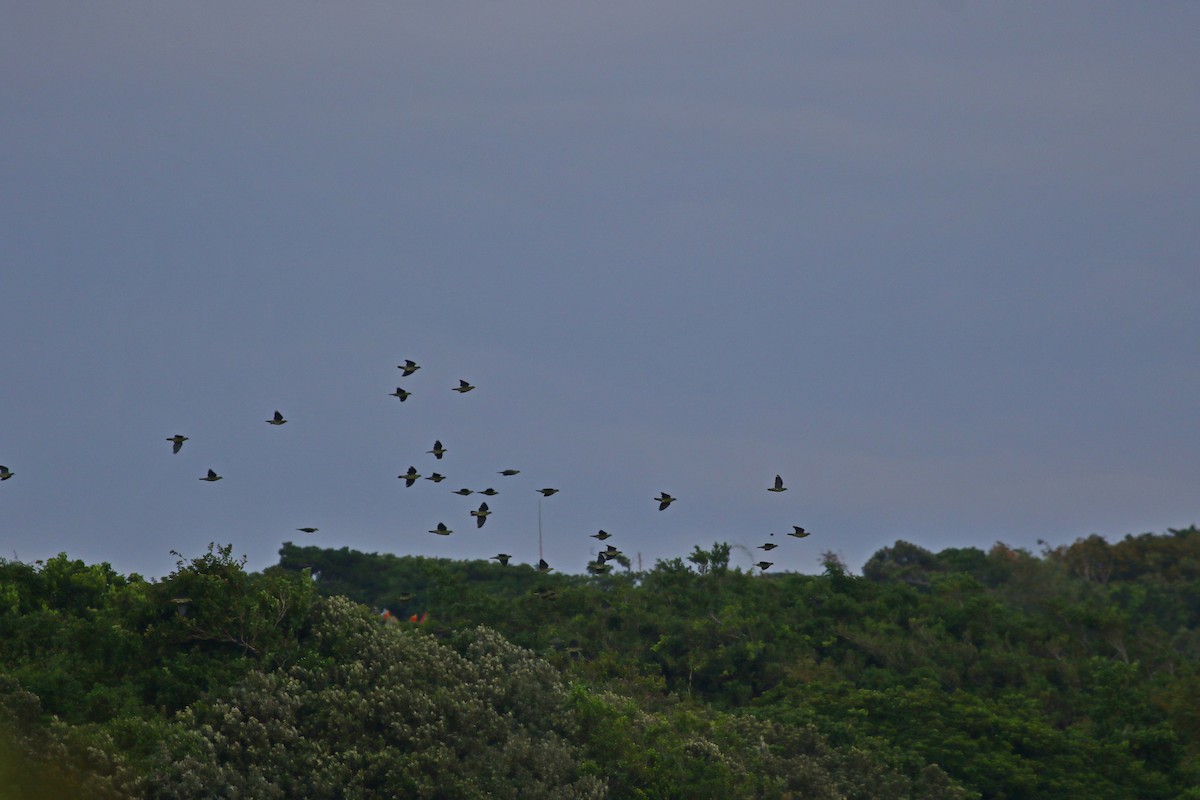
[397,359,813,575]
[394,362,812,574]
[1,357,813,576]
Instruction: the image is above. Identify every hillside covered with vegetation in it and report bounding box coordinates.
[2,528,1199,798]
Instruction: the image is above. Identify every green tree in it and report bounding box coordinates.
[140,597,605,799]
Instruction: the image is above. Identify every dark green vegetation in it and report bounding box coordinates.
[2,530,1199,799]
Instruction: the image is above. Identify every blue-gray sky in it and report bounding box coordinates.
[3,3,1198,579]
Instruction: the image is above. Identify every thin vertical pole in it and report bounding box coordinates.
[538,499,544,561]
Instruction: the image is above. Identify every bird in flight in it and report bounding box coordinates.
[587,559,613,575]
[471,502,491,528]
[389,387,412,401]
[537,488,559,497]
[590,530,612,541]
[166,435,189,454]
[452,488,474,496]
[398,360,420,376]
[428,440,447,459]
[479,487,499,496]
[200,469,222,482]
[491,553,511,566]
[400,466,421,487]
[536,558,552,573]
[655,492,676,510]
[296,527,318,533]
[600,545,623,561]
[758,543,778,551]
[754,561,774,571]
[788,526,811,538]
[498,469,520,477]
[768,475,787,493]
[425,473,446,483]
[453,380,475,393]
[266,410,287,425]
[0,465,13,481]
[429,522,452,536]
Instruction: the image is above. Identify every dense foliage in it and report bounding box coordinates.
[2,528,1198,798]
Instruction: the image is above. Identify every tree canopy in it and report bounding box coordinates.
[2,528,1199,798]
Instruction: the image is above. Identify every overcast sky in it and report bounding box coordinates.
[2,3,1198,579]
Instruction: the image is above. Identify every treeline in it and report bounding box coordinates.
[1,529,1198,798]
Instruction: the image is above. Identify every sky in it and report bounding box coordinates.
[2,3,1198,580]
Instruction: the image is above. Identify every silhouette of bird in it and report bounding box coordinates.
[396,592,414,602]
[537,488,559,497]
[754,561,774,571]
[429,522,452,535]
[590,530,612,541]
[601,545,623,561]
[537,558,552,573]
[0,465,13,481]
[655,492,676,510]
[266,410,287,425]
[166,435,188,454]
[587,559,613,575]
[453,379,475,393]
[400,466,421,487]
[199,469,222,482]
[491,553,511,566]
[398,360,420,376]
[452,488,474,496]
[498,469,520,477]
[425,473,446,483]
[758,543,779,551]
[768,474,787,492]
[788,526,811,538]
[296,527,318,533]
[470,502,491,528]
[532,586,558,600]
[389,387,412,401]
[479,487,499,496]
[427,440,447,459]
